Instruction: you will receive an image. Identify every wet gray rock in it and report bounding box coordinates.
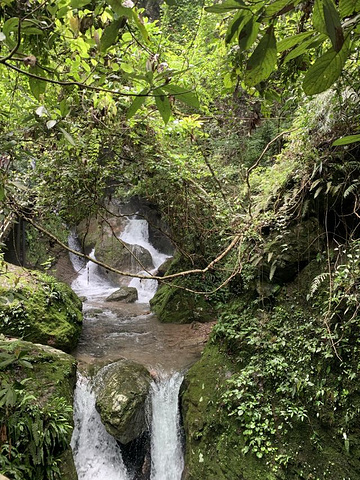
[94,359,152,444]
[105,286,138,303]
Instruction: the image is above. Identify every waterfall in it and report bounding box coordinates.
[71,375,130,480]
[119,218,170,303]
[149,372,184,480]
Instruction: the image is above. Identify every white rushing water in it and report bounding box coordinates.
[71,375,130,480]
[119,218,170,303]
[150,372,184,480]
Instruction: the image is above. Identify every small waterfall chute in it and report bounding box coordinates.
[149,372,184,480]
[71,374,130,480]
[119,217,170,303]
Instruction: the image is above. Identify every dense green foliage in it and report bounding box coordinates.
[1,0,360,478]
[0,339,77,480]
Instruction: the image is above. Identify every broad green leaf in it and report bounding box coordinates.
[71,0,92,7]
[303,35,350,95]
[121,63,134,73]
[225,11,251,44]
[0,184,5,202]
[339,0,358,17]
[126,88,148,119]
[59,127,76,146]
[205,0,246,14]
[130,10,150,44]
[284,34,325,62]
[332,134,360,145]
[154,89,171,124]
[106,0,132,17]
[29,68,46,100]
[245,27,277,87]
[264,0,296,18]
[277,31,315,52]
[313,0,327,34]
[323,0,344,51]
[239,17,260,50]
[100,18,124,53]
[162,84,200,109]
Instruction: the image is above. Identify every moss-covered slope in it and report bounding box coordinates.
[0,338,78,480]
[0,262,82,352]
[182,257,360,479]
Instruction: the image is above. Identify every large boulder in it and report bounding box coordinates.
[95,236,154,286]
[105,286,138,303]
[0,262,83,352]
[94,359,152,444]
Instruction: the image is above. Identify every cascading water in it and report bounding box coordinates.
[119,217,170,303]
[71,374,129,480]
[149,372,184,480]
[69,214,193,480]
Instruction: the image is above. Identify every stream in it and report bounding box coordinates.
[69,216,204,480]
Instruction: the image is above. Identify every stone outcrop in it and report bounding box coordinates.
[105,286,138,303]
[94,359,152,444]
[0,262,83,352]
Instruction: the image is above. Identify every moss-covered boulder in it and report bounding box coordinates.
[0,262,82,352]
[94,359,152,444]
[150,283,214,323]
[0,338,78,480]
[95,236,153,286]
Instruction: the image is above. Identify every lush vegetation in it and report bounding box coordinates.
[1,0,360,478]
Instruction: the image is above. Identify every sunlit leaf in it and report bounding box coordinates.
[339,0,358,17]
[303,35,350,95]
[313,0,327,34]
[205,0,247,14]
[59,127,76,146]
[284,34,325,63]
[332,134,360,146]
[245,27,277,87]
[71,0,92,7]
[277,31,315,52]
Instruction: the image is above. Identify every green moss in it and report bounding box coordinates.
[150,282,214,323]
[181,344,276,480]
[0,263,82,352]
[182,253,360,479]
[0,338,78,480]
